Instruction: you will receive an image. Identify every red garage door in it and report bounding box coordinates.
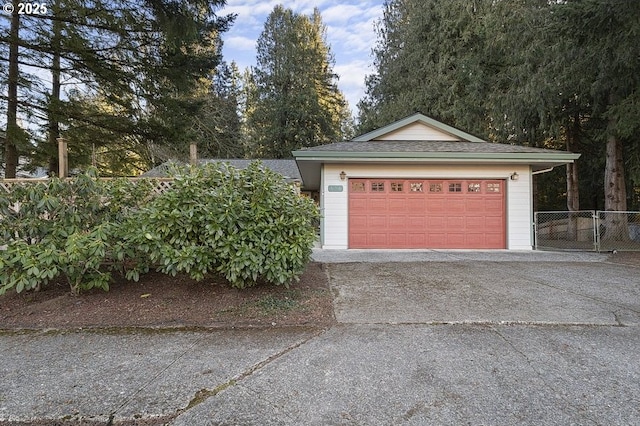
[349,179,505,249]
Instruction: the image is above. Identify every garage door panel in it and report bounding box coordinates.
[408,198,425,211]
[368,198,387,210]
[408,215,426,230]
[350,215,368,230]
[447,216,464,228]
[484,199,504,212]
[368,215,387,227]
[446,233,465,246]
[465,199,486,211]
[350,233,368,247]
[388,198,406,212]
[368,233,388,246]
[409,233,427,246]
[349,198,368,212]
[447,199,466,213]
[485,234,506,248]
[427,215,446,227]
[428,233,446,247]
[348,178,505,249]
[388,215,406,228]
[465,216,485,228]
[426,198,446,213]
[389,233,407,246]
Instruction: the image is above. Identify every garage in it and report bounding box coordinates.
[293,113,580,250]
[348,178,505,249]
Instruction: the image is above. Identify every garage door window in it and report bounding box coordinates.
[468,182,481,193]
[410,182,424,192]
[448,183,462,193]
[391,182,404,192]
[429,183,443,193]
[487,183,501,193]
[351,182,365,192]
[371,182,385,192]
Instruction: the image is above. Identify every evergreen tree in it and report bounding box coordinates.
[0,0,234,177]
[358,0,490,136]
[359,0,640,214]
[246,6,351,158]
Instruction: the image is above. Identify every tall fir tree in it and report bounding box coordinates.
[246,6,351,159]
[359,0,640,213]
[0,0,234,177]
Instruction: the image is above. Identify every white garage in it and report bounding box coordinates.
[293,113,579,250]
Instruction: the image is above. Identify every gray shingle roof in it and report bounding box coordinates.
[140,159,301,182]
[295,140,568,154]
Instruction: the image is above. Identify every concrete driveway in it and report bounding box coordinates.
[2,250,640,425]
[173,251,640,425]
[322,251,640,326]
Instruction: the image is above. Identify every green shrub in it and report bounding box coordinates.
[122,161,319,288]
[0,162,318,294]
[0,170,156,295]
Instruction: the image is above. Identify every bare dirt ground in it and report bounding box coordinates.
[0,262,334,331]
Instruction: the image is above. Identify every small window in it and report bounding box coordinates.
[487,183,501,193]
[351,182,365,192]
[429,183,443,193]
[468,183,481,193]
[391,182,404,192]
[371,182,385,192]
[448,183,462,193]
[410,182,423,193]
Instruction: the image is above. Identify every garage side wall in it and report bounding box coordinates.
[321,163,532,250]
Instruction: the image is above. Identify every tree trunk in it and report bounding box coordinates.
[48,6,62,175]
[602,132,628,243]
[566,115,580,240]
[4,0,20,179]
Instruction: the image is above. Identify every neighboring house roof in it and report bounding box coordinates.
[293,113,580,190]
[140,159,302,183]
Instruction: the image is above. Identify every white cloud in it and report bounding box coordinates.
[225,35,256,51]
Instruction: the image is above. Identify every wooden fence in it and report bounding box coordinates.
[0,177,175,195]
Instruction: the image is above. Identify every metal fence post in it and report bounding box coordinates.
[593,211,599,252]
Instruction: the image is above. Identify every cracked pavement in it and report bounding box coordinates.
[1,251,639,425]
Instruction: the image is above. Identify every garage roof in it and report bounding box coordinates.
[293,113,580,190]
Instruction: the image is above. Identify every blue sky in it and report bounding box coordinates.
[219,1,385,116]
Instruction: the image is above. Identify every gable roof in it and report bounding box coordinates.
[353,113,486,142]
[293,113,580,190]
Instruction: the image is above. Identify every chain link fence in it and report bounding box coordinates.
[535,211,640,252]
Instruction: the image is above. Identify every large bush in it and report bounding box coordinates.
[0,171,156,295]
[123,161,319,288]
[0,162,319,294]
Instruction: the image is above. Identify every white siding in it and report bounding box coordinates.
[321,163,532,250]
[374,122,460,141]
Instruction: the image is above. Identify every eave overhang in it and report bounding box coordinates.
[293,151,580,191]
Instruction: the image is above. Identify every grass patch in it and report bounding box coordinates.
[255,291,301,315]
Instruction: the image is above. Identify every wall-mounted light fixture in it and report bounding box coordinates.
[510,172,519,181]
[339,171,347,181]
